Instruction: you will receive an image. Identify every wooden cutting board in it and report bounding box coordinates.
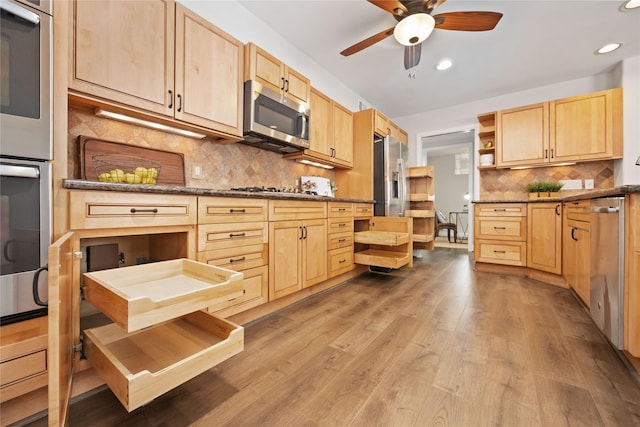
[80,136,186,186]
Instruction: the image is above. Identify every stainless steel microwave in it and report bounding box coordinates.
[242,80,310,154]
[0,0,52,160]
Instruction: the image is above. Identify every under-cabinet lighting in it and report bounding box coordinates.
[510,162,576,170]
[94,108,207,139]
[621,0,640,11]
[595,43,622,54]
[295,159,334,169]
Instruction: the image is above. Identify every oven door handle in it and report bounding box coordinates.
[32,265,48,307]
[0,164,40,178]
[0,0,40,25]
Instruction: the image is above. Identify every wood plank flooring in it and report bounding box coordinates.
[22,248,640,426]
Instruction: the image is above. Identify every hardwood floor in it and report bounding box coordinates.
[23,248,640,426]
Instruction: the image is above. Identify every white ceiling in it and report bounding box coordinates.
[237,0,640,118]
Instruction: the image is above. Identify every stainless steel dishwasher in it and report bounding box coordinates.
[589,197,625,349]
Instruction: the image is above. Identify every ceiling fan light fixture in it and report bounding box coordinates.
[393,13,435,46]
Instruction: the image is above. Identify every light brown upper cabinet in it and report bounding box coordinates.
[69,0,244,138]
[285,87,353,168]
[496,88,622,168]
[244,42,310,105]
[374,110,389,137]
[389,121,408,145]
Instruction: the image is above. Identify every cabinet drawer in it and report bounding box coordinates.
[198,222,267,252]
[83,259,243,333]
[84,311,243,412]
[70,192,197,229]
[328,202,353,218]
[197,244,268,271]
[354,231,410,246]
[269,200,326,221]
[475,217,526,241]
[198,197,268,224]
[328,246,354,278]
[353,203,373,218]
[328,231,354,250]
[208,265,268,314]
[327,217,354,234]
[565,200,591,221]
[475,203,526,217]
[475,240,526,266]
[0,349,47,387]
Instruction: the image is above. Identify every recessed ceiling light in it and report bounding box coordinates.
[435,59,452,71]
[621,0,640,11]
[595,43,622,54]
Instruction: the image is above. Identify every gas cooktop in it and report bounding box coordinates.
[228,186,318,196]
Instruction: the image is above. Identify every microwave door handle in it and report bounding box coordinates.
[300,113,308,139]
[0,0,40,25]
[0,164,40,178]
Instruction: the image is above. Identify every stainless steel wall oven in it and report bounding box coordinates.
[0,0,52,325]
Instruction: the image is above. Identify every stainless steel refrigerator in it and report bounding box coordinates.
[373,135,408,217]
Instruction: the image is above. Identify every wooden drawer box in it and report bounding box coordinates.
[475,203,526,217]
[0,348,46,388]
[328,202,353,218]
[355,249,411,269]
[353,203,373,218]
[269,200,326,221]
[70,192,197,229]
[565,200,591,221]
[84,310,243,412]
[475,240,526,266]
[198,197,268,224]
[475,217,526,241]
[328,231,354,250]
[328,246,354,277]
[328,217,354,234]
[83,259,243,332]
[354,231,410,246]
[198,222,267,252]
[196,244,268,271]
[208,265,268,315]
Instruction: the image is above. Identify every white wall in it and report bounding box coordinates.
[179,0,367,112]
[614,56,640,185]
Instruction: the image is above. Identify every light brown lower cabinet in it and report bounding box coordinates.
[474,203,527,266]
[527,202,562,274]
[327,202,354,278]
[354,217,413,269]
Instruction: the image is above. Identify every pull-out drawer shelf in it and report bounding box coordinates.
[354,231,410,246]
[84,311,243,412]
[83,259,243,333]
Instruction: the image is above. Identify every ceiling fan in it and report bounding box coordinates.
[340,0,503,70]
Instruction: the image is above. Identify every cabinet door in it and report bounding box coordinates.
[269,220,302,300]
[70,0,174,116]
[308,88,332,157]
[565,219,590,306]
[47,232,78,427]
[527,203,562,274]
[497,103,549,167]
[251,45,285,95]
[550,90,612,162]
[302,219,327,288]
[333,103,353,166]
[175,4,243,135]
[284,67,310,105]
[374,110,389,136]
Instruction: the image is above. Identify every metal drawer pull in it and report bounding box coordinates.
[338,223,346,227]
[339,259,346,263]
[493,250,506,254]
[338,208,346,211]
[493,226,506,229]
[229,256,246,263]
[494,208,506,212]
[130,208,158,213]
[338,238,346,243]
[229,232,246,238]
[230,208,246,213]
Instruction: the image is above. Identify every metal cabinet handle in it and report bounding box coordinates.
[176,94,182,112]
[303,226,307,239]
[299,226,304,240]
[230,208,246,213]
[338,238,346,243]
[229,256,246,263]
[493,250,506,254]
[493,226,506,230]
[338,208,346,212]
[285,79,289,93]
[130,208,158,213]
[168,90,173,109]
[545,149,548,159]
[550,148,554,159]
[338,259,346,264]
[281,77,286,90]
[494,208,506,212]
[571,227,578,241]
[555,204,561,216]
[229,232,246,238]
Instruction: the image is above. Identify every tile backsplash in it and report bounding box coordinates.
[479,160,615,200]
[68,107,333,190]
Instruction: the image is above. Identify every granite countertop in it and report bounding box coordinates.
[473,185,640,204]
[63,179,375,204]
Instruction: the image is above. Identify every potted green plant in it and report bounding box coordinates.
[527,181,564,198]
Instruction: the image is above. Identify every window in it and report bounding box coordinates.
[454,152,469,175]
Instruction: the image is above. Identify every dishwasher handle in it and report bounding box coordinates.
[590,206,620,214]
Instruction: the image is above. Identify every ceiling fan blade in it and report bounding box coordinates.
[368,0,408,16]
[433,11,503,31]
[340,27,395,56]
[404,43,422,70]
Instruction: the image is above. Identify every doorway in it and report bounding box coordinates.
[418,129,474,251]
